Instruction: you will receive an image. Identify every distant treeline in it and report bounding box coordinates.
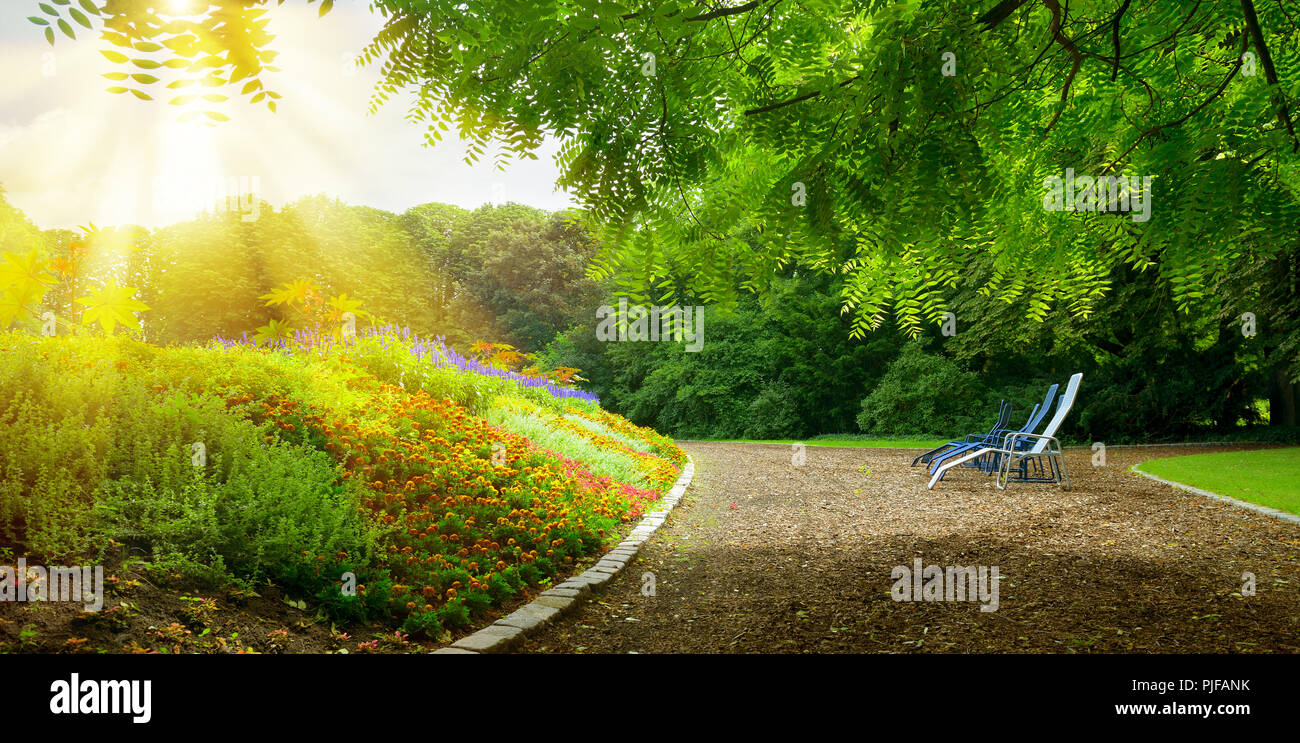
[2,189,1295,442]
[1,191,600,353]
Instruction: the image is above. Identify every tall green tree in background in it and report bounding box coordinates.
[0,187,598,355]
[401,201,471,333]
[146,216,266,344]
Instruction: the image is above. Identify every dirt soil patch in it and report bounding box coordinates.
[519,443,1300,654]
[0,551,347,654]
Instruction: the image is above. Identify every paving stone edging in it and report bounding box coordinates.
[1131,466,1300,526]
[432,456,695,654]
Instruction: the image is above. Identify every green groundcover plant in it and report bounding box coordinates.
[0,329,685,636]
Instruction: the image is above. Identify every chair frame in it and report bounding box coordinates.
[928,382,1058,476]
[910,400,1012,467]
[925,373,1082,491]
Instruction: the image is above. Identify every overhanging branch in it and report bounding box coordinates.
[1239,0,1300,152]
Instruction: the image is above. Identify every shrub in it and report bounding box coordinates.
[856,343,986,436]
[743,383,804,440]
[97,392,376,591]
[0,327,686,637]
[0,336,118,557]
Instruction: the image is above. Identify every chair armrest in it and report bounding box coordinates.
[1003,432,1061,453]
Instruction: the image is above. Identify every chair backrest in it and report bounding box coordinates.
[1029,373,1082,453]
[990,400,1012,434]
[1019,383,1059,434]
[1020,404,1041,431]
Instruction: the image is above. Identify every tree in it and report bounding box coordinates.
[33,1,1300,375]
[401,201,470,330]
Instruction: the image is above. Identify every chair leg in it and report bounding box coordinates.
[928,447,990,489]
[996,452,1015,490]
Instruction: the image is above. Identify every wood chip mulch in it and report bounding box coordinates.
[518,443,1300,654]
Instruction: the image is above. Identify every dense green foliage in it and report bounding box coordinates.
[543,273,904,438]
[0,334,375,572]
[855,343,983,436]
[542,261,1292,442]
[17,195,599,354]
[0,328,683,635]
[359,0,1300,376]
[18,1,1300,442]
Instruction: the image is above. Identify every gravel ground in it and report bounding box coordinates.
[519,443,1300,654]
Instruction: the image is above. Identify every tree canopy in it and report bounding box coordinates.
[28,0,1300,386]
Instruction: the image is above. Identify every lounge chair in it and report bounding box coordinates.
[910,399,1013,467]
[926,373,1082,490]
[926,382,1059,476]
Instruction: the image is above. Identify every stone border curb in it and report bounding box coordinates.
[1131,465,1300,526]
[432,455,695,654]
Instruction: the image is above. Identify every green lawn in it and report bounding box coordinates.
[690,436,949,449]
[1135,448,1300,516]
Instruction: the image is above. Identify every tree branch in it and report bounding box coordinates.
[686,1,767,22]
[622,1,771,24]
[742,75,860,116]
[743,89,821,116]
[1239,0,1300,152]
[1041,0,1082,133]
[1111,0,1131,82]
[1110,35,1248,166]
[977,0,1030,31]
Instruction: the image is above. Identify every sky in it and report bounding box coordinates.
[0,1,575,231]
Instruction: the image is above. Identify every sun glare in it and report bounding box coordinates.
[154,120,224,225]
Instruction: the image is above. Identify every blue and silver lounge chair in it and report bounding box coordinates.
[927,373,1083,490]
[926,382,1059,476]
[910,400,1013,467]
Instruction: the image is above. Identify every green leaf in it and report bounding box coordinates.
[68,7,91,28]
[253,318,292,347]
[57,18,75,39]
[0,290,27,330]
[75,282,150,335]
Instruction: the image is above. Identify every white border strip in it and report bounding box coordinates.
[434,455,695,653]
[1131,465,1300,526]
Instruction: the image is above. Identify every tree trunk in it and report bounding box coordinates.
[1271,368,1297,426]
